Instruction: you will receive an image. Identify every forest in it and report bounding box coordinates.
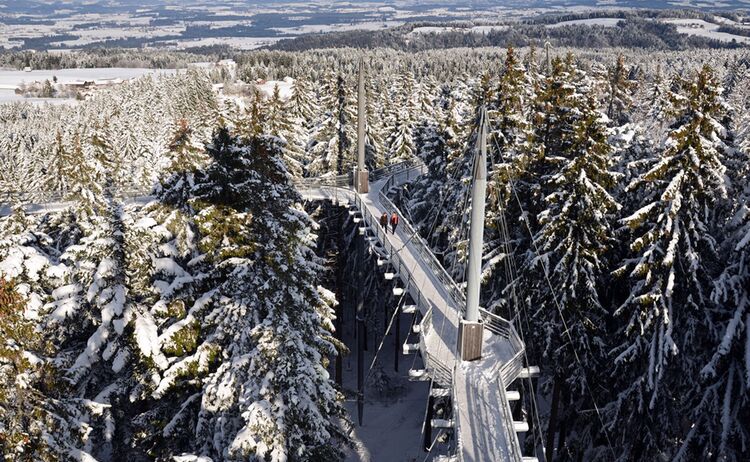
[0,43,749,461]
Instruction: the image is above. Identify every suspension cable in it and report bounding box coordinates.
[487,128,546,461]
[487,116,618,461]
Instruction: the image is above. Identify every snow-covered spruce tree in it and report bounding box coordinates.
[606,55,636,126]
[727,69,750,159]
[0,212,102,461]
[674,92,750,462]
[384,107,415,164]
[519,56,582,240]
[55,191,133,460]
[267,83,303,178]
[308,73,356,176]
[383,69,419,165]
[608,65,730,461]
[146,119,207,265]
[151,128,346,461]
[635,66,678,143]
[239,88,268,139]
[588,62,611,110]
[364,76,386,171]
[288,76,316,124]
[0,279,97,461]
[406,119,452,247]
[286,76,317,171]
[65,132,109,224]
[487,46,534,217]
[121,121,208,458]
[512,58,621,459]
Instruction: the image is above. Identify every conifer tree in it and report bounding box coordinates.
[149,129,346,461]
[266,84,303,177]
[384,107,415,164]
[510,59,621,458]
[677,89,750,461]
[609,65,729,460]
[364,77,386,170]
[488,46,534,212]
[607,55,635,126]
[0,279,97,462]
[308,74,356,176]
[288,76,316,123]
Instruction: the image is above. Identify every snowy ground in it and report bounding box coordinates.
[408,25,509,36]
[662,18,750,44]
[337,295,433,462]
[163,37,282,51]
[546,18,624,28]
[0,68,178,104]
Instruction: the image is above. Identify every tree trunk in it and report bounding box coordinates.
[546,377,561,462]
[356,233,365,426]
[557,385,569,459]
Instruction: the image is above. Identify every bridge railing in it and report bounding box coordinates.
[295,173,351,188]
[353,188,451,385]
[290,159,527,387]
[375,161,526,385]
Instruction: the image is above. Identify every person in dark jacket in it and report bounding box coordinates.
[390,212,399,234]
[380,212,389,233]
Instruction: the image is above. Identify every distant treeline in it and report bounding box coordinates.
[0,48,228,70]
[270,18,744,52]
[523,8,741,25]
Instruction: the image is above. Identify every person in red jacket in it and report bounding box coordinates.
[390,212,399,234]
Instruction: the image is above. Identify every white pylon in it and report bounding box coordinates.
[459,106,488,362]
[465,106,488,324]
[355,58,369,193]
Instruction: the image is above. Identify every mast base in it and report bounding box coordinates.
[458,319,484,361]
[355,168,369,194]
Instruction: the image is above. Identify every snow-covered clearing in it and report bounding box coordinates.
[270,21,405,35]
[408,25,509,36]
[546,18,624,28]
[0,67,178,104]
[165,36,281,50]
[662,18,750,43]
[254,77,295,99]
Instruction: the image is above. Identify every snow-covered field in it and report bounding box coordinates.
[0,68,178,104]
[164,36,282,50]
[662,18,750,44]
[271,20,405,35]
[547,18,624,28]
[408,25,509,36]
[543,16,750,43]
[49,25,185,48]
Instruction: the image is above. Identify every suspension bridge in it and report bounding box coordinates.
[295,61,540,462]
[0,63,542,462]
[296,156,537,462]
